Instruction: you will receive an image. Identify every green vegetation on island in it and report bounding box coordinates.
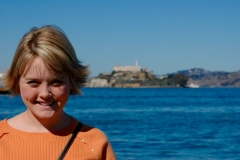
[86,70,189,88]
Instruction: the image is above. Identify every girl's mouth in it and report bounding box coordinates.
[38,101,55,106]
[36,101,56,109]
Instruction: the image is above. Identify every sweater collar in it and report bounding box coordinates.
[0,118,79,138]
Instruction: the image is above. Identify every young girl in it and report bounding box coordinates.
[0,25,116,160]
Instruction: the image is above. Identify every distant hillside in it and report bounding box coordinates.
[175,68,240,87]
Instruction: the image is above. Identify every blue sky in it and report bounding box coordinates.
[0,0,239,76]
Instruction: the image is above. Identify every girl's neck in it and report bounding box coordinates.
[8,111,72,133]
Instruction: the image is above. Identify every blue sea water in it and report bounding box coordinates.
[0,88,240,159]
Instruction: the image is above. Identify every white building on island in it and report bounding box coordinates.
[113,60,141,72]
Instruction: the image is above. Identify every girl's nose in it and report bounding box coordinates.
[39,84,52,98]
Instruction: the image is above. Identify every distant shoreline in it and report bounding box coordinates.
[1,86,239,94]
[0,88,9,94]
[83,86,240,89]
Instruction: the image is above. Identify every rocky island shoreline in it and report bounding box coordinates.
[86,62,240,88]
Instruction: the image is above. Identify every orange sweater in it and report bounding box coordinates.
[0,118,116,160]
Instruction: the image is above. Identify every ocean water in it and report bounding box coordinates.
[0,88,240,159]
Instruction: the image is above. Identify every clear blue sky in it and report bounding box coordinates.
[0,0,239,76]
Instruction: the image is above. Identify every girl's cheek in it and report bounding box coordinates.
[21,87,38,99]
[53,86,70,96]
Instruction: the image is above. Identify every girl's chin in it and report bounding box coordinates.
[34,113,57,120]
[30,109,59,120]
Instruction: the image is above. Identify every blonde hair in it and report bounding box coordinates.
[2,25,89,95]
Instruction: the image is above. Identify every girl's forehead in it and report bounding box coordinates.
[22,67,66,79]
[22,57,65,78]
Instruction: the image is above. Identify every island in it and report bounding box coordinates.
[86,61,189,88]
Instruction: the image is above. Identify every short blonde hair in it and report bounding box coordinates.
[2,25,89,95]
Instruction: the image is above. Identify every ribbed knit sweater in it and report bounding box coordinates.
[0,118,116,160]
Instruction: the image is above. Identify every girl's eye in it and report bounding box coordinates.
[52,80,63,86]
[27,81,39,87]
[27,81,38,84]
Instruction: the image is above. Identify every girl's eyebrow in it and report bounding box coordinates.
[53,75,67,79]
[23,77,39,80]
[22,74,67,80]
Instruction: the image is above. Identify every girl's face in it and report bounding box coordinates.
[19,57,71,120]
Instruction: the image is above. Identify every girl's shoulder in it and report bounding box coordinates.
[76,123,116,159]
[78,123,109,142]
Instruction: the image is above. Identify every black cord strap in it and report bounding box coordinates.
[58,122,83,160]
